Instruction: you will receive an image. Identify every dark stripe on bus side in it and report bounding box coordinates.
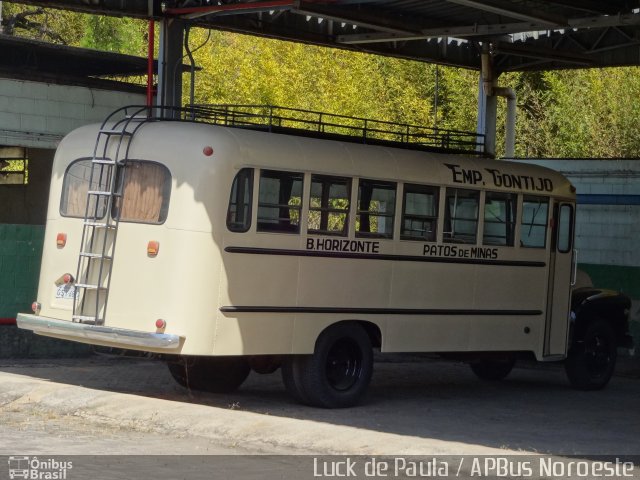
[220,306,543,316]
[224,246,546,268]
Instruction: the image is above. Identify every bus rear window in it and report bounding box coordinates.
[61,159,171,224]
[113,161,171,224]
[60,159,108,219]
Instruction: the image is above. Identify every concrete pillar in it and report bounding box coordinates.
[157,18,185,115]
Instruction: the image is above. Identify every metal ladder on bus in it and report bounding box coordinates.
[71,106,152,325]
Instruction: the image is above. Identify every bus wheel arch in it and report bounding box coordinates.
[166,355,250,393]
[282,321,374,408]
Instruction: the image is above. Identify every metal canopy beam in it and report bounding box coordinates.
[445,0,567,26]
[338,12,640,45]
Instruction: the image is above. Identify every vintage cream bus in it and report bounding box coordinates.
[17,105,632,408]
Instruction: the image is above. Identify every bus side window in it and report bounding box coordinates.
[401,184,439,241]
[308,175,351,236]
[257,169,303,233]
[444,188,479,244]
[520,196,549,248]
[356,179,396,239]
[227,168,254,233]
[483,192,517,246]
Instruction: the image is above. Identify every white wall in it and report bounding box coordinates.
[0,78,146,149]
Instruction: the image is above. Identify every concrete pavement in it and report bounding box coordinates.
[0,354,638,456]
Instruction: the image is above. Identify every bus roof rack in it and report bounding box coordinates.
[102,104,485,156]
[184,104,486,156]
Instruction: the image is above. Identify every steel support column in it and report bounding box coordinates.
[157,17,185,113]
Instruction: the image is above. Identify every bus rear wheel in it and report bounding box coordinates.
[565,319,617,390]
[282,323,373,408]
[470,356,516,381]
[167,356,250,393]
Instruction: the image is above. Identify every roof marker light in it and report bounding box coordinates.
[203,146,214,156]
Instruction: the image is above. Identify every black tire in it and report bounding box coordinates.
[282,323,373,408]
[565,319,617,390]
[167,356,250,393]
[470,357,516,381]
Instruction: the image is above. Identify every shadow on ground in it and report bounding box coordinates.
[1,353,639,456]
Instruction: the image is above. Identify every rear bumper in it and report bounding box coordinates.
[17,313,182,351]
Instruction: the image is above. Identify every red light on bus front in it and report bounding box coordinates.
[147,241,160,257]
[56,233,67,248]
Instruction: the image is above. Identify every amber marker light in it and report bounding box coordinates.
[147,241,160,257]
[56,233,67,248]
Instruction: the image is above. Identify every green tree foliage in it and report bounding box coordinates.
[1,3,85,44]
[81,15,147,55]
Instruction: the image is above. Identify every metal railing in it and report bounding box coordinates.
[184,104,484,154]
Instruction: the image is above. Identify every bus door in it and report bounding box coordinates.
[544,201,575,357]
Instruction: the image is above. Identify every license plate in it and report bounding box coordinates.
[55,284,75,299]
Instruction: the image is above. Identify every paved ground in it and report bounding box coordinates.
[0,353,638,458]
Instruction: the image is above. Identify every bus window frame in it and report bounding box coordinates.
[556,203,574,254]
[307,174,351,237]
[400,183,439,242]
[256,168,304,234]
[482,191,518,247]
[227,168,254,233]
[355,178,397,239]
[443,187,480,245]
[520,195,550,249]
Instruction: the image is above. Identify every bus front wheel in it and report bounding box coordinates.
[167,356,250,393]
[282,323,373,408]
[565,319,617,390]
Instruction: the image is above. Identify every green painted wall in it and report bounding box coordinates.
[579,263,640,300]
[0,224,44,319]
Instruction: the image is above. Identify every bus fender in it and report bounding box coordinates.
[569,287,633,349]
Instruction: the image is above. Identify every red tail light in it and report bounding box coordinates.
[31,302,41,314]
[63,273,74,284]
[56,233,67,248]
[155,319,166,329]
